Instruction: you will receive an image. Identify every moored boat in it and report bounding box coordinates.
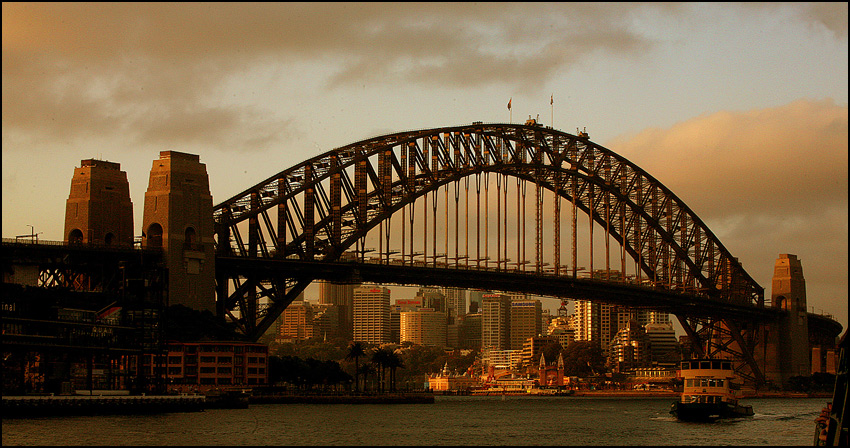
[670,358,754,422]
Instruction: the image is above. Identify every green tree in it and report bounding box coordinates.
[562,341,606,377]
[345,341,366,392]
[542,341,564,364]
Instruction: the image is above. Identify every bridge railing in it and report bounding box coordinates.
[1,238,162,254]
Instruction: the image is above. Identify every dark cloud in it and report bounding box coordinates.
[2,3,660,150]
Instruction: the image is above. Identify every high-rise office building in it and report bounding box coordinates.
[443,287,467,322]
[468,289,488,314]
[457,313,482,349]
[353,286,391,345]
[510,299,542,350]
[608,320,650,373]
[415,287,445,313]
[644,322,680,365]
[571,300,616,355]
[400,309,447,347]
[312,303,341,340]
[481,294,511,350]
[319,280,356,339]
[277,299,314,342]
[391,299,424,343]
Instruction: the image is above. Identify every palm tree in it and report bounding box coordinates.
[385,350,405,392]
[371,348,391,393]
[359,363,376,393]
[345,341,366,393]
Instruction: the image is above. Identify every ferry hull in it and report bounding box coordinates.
[670,401,754,422]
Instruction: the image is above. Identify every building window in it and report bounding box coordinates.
[147,223,163,248]
[68,229,84,244]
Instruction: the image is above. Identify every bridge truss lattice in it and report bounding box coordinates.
[213,122,769,386]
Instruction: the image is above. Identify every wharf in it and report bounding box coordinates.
[2,394,205,418]
[250,392,434,405]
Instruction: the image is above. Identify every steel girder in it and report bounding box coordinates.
[212,122,767,383]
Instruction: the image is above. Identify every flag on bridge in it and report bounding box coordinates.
[507,98,512,110]
[550,94,553,105]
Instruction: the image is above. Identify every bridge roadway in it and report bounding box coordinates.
[216,256,784,322]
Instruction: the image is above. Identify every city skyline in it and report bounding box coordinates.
[3,3,847,329]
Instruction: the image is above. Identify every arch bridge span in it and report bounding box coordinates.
[213,121,771,385]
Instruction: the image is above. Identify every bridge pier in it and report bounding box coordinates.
[142,151,216,312]
[760,254,811,387]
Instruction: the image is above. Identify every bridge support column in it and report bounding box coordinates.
[64,159,134,247]
[142,151,216,312]
[760,254,810,388]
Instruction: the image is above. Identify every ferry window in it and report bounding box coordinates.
[700,361,711,369]
[712,361,721,369]
[681,361,689,370]
[718,380,724,387]
[722,361,732,370]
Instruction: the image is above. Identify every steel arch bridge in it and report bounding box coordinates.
[213,121,774,385]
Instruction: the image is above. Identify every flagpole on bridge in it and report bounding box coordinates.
[550,94,554,129]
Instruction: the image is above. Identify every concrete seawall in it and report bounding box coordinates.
[2,395,205,418]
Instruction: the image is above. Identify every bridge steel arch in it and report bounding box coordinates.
[213,122,769,385]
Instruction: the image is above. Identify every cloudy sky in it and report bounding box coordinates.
[3,3,847,330]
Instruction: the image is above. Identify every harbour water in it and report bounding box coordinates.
[2,396,825,446]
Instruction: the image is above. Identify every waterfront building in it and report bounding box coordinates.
[143,341,268,393]
[428,362,479,392]
[400,309,447,347]
[481,294,511,350]
[353,286,391,345]
[510,299,542,350]
[537,352,565,387]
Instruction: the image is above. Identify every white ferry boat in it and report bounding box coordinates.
[670,358,754,421]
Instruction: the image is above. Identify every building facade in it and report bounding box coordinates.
[319,280,355,340]
[143,341,268,393]
[353,286,391,344]
[481,294,511,350]
[276,299,314,343]
[510,299,542,350]
[400,309,447,347]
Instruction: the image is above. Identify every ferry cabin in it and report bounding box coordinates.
[678,359,737,405]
